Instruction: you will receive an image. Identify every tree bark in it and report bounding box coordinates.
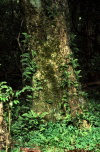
[0,102,4,149]
[20,0,83,120]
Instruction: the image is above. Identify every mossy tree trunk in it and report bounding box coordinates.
[20,0,84,120]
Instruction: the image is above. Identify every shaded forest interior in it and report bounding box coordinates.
[0,0,22,89]
[0,0,100,152]
[0,0,99,93]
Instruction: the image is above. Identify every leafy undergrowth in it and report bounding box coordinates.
[9,98,100,152]
[23,125,100,152]
[3,124,99,152]
[11,120,100,151]
[1,97,100,152]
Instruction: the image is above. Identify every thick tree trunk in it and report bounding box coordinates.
[20,0,83,120]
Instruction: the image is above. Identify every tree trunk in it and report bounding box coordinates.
[0,102,4,149]
[20,0,83,120]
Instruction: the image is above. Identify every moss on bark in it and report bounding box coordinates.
[20,0,83,120]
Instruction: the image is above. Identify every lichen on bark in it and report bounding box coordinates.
[30,0,41,9]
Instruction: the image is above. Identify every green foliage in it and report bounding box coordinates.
[82,101,100,127]
[61,71,72,88]
[0,34,100,152]
[60,54,82,98]
[0,81,14,102]
[11,110,48,145]
[21,51,37,82]
[15,85,34,98]
[12,119,100,151]
[9,89,100,152]
[0,1,99,151]
[22,32,31,44]
[61,51,82,89]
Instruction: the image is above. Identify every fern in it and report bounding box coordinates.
[20,51,37,82]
